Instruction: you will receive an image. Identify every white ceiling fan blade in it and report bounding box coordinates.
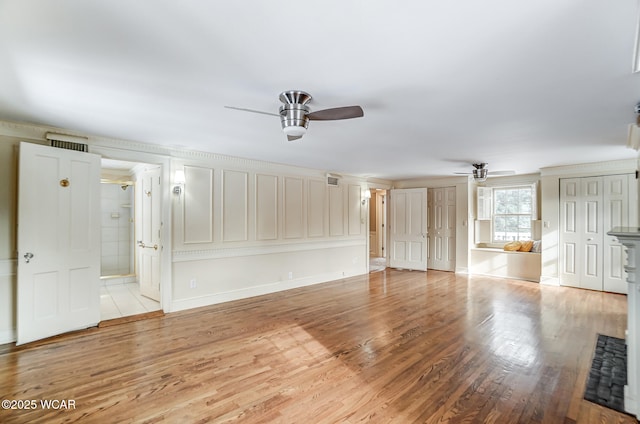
[224,106,280,117]
[490,170,516,176]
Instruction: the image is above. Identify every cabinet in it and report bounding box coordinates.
[559,174,637,293]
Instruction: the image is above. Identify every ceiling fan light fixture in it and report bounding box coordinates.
[473,168,488,182]
[282,125,307,138]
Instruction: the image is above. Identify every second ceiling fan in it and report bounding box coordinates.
[225,90,364,141]
[455,163,515,182]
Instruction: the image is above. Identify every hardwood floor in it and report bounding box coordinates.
[0,270,636,423]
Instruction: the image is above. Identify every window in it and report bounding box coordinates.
[492,186,533,242]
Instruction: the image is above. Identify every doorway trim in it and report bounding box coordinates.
[90,145,172,313]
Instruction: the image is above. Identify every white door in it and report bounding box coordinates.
[603,174,636,294]
[17,142,101,345]
[559,178,581,288]
[137,167,161,301]
[560,176,606,291]
[580,177,604,291]
[428,187,456,271]
[389,188,428,271]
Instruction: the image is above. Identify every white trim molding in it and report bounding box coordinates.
[173,239,366,262]
[0,259,17,276]
[171,270,355,312]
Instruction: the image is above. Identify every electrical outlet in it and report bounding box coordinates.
[190,279,197,289]
[288,272,293,280]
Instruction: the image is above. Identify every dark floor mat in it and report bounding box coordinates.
[584,334,627,414]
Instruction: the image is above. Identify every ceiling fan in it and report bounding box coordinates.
[225,90,364,141]
[454,163,515,182]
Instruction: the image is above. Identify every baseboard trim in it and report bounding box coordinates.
[0,329,16,345]
[540,276,560,286]
[170,271,355,313]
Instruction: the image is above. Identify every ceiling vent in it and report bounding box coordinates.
[327,176,339,186]
[46,132,88,152]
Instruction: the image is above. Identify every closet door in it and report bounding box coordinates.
[603,174,633,294]
[560,174,635,293]
[580,177,604,291]
[560,178,582,288]
[427,187,456,271]
[559,177,604,290]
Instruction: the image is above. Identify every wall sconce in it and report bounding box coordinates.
[173,170,186,195]
[628,104,640,150]
[361,188,372,205]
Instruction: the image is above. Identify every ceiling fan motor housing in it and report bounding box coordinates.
[473,168,488,181]
[279,90,312,137]
[279,103,310,134]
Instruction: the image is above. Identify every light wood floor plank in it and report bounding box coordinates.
[0,269,636,423]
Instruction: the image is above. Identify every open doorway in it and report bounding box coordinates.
[369,189,387,273]
[99,159,162,321]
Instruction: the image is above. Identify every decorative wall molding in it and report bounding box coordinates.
[0,259,17,276]
[172,239,366,262]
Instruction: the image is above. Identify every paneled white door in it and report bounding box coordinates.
[137,167,161,301]
[17,142,101,345]
[389,188,427,271]
[581,177,605,291]
[560,177,603,290]
[427,187,456,271]
[603,174,636,294]
[559,178,581,288]
[560,174,636,293]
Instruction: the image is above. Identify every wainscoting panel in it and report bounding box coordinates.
[348,184,362,236]
[329,185,344,236]
[184,165,214,244]
[222,170,248,242]
[307,179,325,238]
[256,174,278,241]
[284,177,304,239]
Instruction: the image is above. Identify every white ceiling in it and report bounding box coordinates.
[1,1,639,180]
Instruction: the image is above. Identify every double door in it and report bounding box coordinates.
[559,174,637,293]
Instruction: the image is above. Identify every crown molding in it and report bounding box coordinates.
[0,119,375,183]
[540,158,637,177]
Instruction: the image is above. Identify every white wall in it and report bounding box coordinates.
[0,119,380,344]
[170,157,372,311]
[100,183,134,276]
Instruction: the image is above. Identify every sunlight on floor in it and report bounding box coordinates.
[100,282,160,320]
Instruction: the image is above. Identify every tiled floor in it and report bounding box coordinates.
[369,256,386,273]
[100,282,161,321]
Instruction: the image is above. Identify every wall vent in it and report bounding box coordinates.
[46,132,88,152]
[49,139,88,152]
[327,176,339,186]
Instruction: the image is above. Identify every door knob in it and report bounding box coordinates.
[23,252,34,263]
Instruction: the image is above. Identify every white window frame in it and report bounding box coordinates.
[475,182,537,247]
[491,185,535,243]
